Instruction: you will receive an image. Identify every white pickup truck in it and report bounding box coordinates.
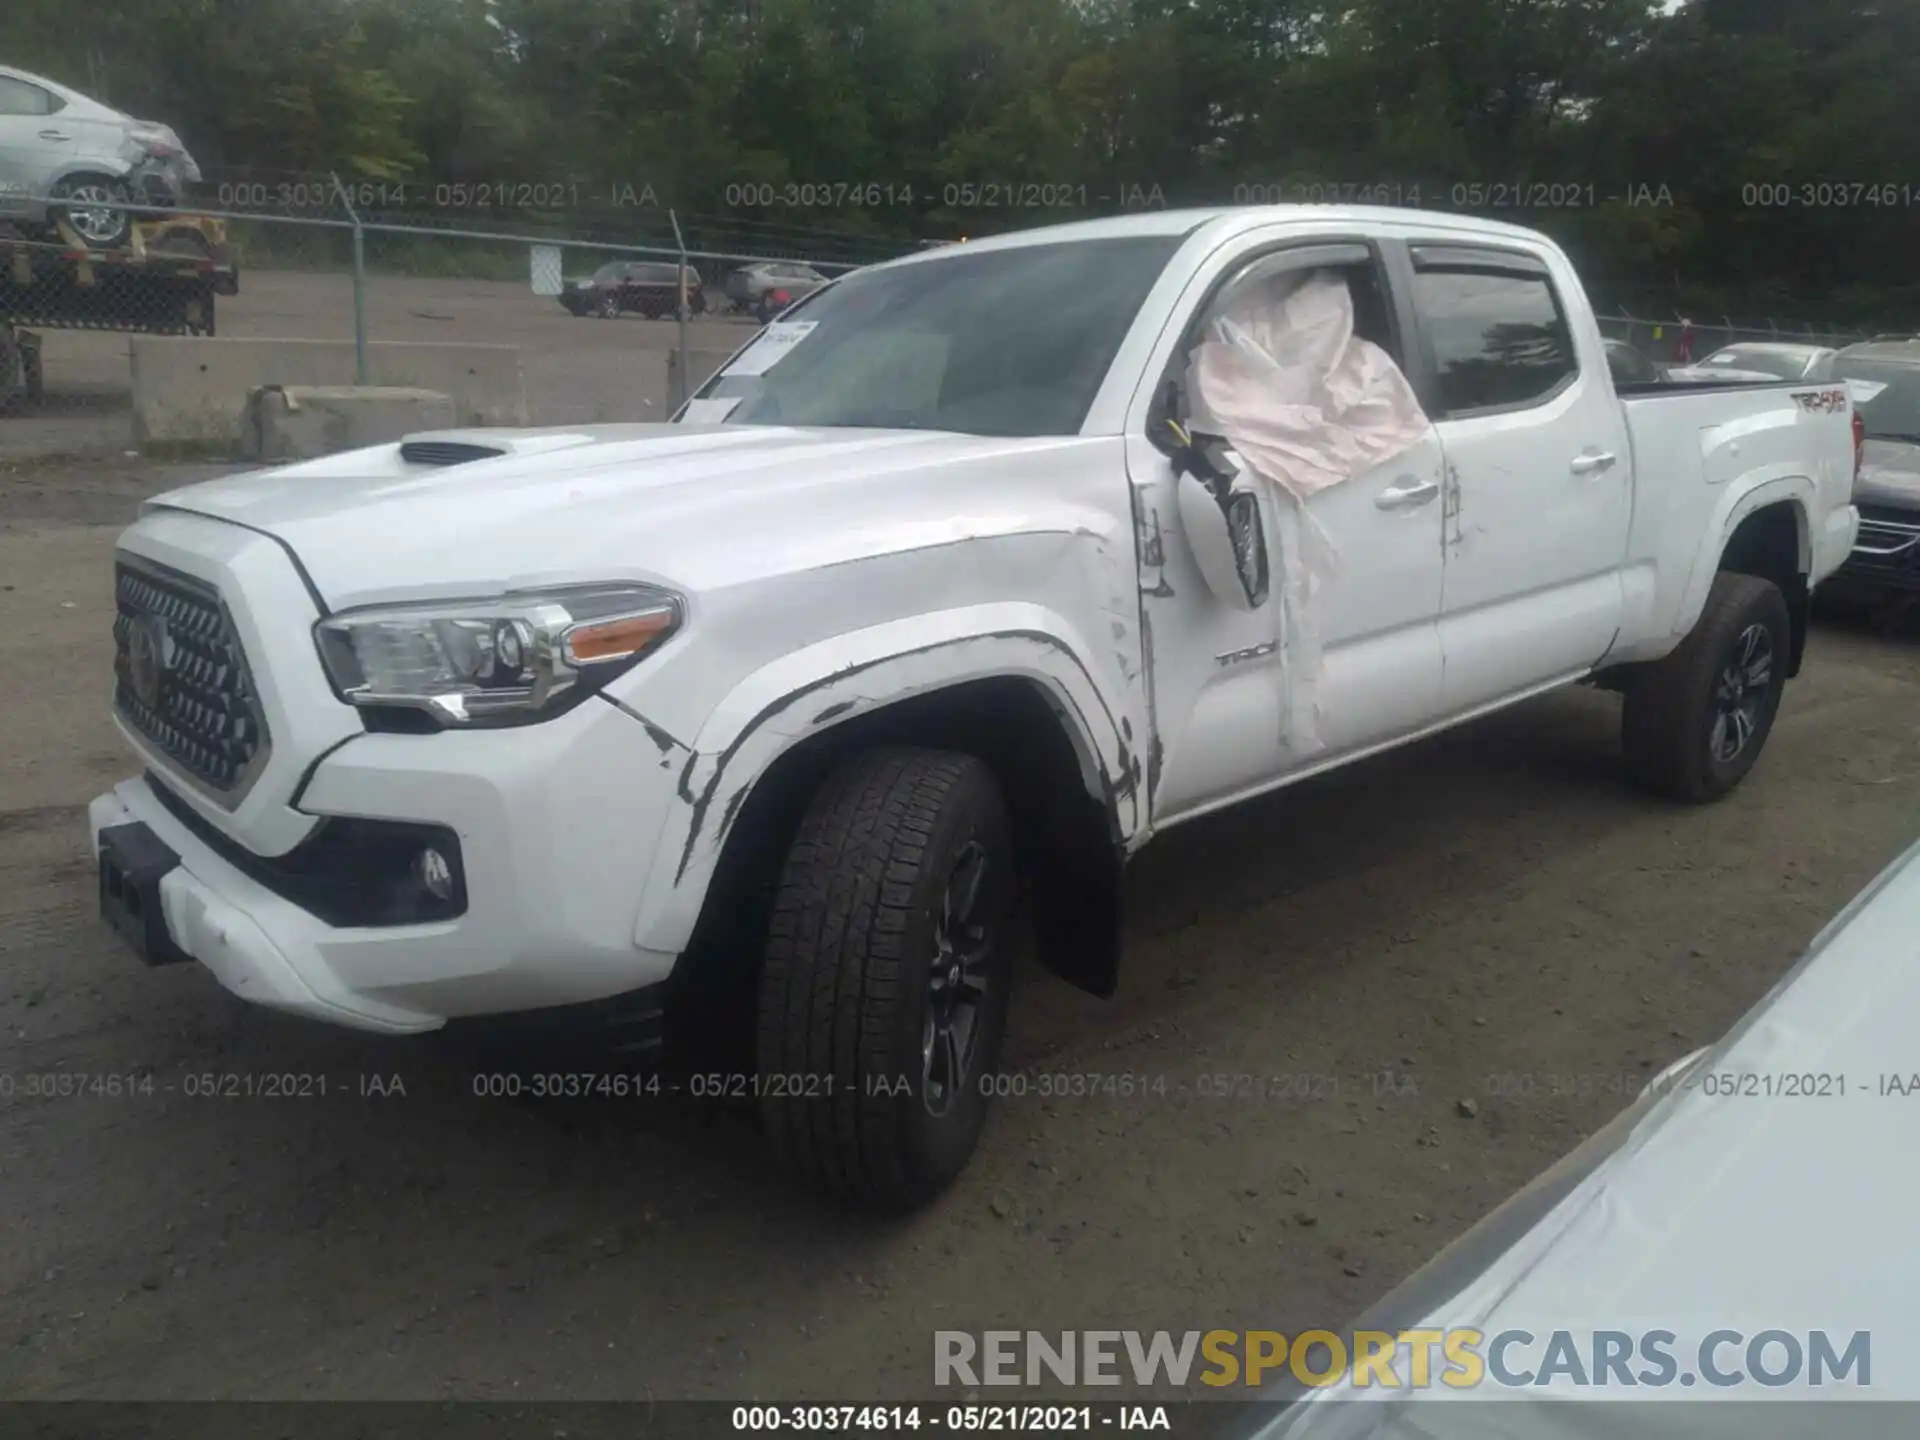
[89,207,1861,1209]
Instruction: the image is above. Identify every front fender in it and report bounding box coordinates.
[632,604,1140,956]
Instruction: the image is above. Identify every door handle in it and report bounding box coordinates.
[38,130,73,141]
[1571,451,1618,476]
[1375,477,1441,510]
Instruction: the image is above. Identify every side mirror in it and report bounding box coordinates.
[1166,424,1270,611]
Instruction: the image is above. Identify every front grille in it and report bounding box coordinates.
[1854,518,1920,559]
[113,560,268,799]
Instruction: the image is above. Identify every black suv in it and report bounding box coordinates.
[1826,340,1920,603]
[560,261,706,319]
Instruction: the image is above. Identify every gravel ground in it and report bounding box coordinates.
[2,456,1918,1403]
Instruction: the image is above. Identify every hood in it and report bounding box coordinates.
[143,424,1096,608]
[1856,436,1920,510]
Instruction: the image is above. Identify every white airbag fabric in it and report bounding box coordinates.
[1187,269,1433,753]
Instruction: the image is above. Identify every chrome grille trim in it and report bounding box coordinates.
[112,555,271,808]
[1853,518,1920,559]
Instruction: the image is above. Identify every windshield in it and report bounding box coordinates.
[692,235,1184,435]
[591,262,625,282]
[1703,346,1811,379]
[1834,356,1920,441]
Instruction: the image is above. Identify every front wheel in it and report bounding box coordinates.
[757,748,1014,1210]
[1622,571,1790,802]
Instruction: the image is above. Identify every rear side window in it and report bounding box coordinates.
[0,77,58,116]
[1412,267,1576,415]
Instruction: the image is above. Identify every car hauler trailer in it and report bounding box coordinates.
[1,213,237,408]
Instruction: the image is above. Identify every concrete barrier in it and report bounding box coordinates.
[131,337,527,452]
[242,386,459,462]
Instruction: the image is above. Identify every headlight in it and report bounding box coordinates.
[314,584,681,726]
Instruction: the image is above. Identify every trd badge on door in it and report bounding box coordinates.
[1216,639,1279,668]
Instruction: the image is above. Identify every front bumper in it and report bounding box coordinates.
[96,508,693,1035]
[89,698,686,1036]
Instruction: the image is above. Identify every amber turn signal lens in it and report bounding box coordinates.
[563,608,677,665]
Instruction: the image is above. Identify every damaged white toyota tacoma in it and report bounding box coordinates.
[89,207,1861,1208]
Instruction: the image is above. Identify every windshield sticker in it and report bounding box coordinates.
[725,321,818,377]
[679,396,741,423]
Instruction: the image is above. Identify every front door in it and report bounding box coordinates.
[1132,236,1447,825]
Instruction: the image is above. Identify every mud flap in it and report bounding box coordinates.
[1027,795,1124,1000]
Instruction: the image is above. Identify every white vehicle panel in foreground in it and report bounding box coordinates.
[1246,834,1920,1434]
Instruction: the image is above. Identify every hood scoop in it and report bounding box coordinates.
[395,429,615,469]
[400,439,507,467]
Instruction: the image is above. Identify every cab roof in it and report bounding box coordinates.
[884,205,1557,270]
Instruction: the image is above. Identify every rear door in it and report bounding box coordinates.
[1399,242,1633,713]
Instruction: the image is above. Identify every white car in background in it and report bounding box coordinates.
[0,64,201,249]
[1696,341,1838,382]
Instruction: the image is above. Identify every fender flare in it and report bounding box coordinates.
[47,158,139,191]
[1671,473,1813,641]
[632,605,1140,956]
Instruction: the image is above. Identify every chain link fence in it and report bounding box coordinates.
[0,167,1898,458]
[1594,310,1872,366]
[2,168,898,456]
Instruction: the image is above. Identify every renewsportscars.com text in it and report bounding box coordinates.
[934,1329,1872,1391]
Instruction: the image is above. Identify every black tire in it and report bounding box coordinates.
[48,175,132,250]
[758,748,1015,1210]
[1621,571,1791,803]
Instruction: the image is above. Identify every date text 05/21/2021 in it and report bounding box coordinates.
[731,1405,1174,1433]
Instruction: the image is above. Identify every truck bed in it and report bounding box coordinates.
[1613,376,1857,655]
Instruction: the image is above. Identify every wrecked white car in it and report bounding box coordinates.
[90,208,1859,1208]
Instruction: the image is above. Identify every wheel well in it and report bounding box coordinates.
[49,169,129,195]
[667,677,1125,1068]
[1720,501,1809,678]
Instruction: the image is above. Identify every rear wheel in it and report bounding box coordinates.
[49,175,132,249]
[757,748,1014,1210]
[1622,571,1790,802]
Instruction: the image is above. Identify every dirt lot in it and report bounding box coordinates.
[5,270,755,460]
[3,457,1919,1403]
